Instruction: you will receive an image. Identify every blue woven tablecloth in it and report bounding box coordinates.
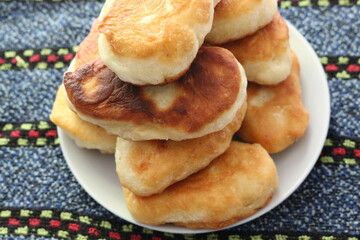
[0,1,359,239]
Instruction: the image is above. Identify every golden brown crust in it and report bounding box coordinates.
[72,18,192,86]
[236,52,309,153]
[206,0,278,44]
[64,46,241,134]
[50,84,117,153]
[123,142,278,229]
[116,102,247,196]
[221,13,289,62]
[214,0,263,19]
[175,195,273,229]
[73,19,100,69]
[97,0,212,60]
[96,0,215,85]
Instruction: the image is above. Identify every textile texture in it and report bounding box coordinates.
[0,1,359,239]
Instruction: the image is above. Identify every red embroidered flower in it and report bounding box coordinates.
[325,64,338,71]
[63,53,74,62]
[29,54,41,63]
[10,130,21,138]
[47,55,58,63]
[68,223,80,231]
[88,227,100,236]
[131,234,142,240]
[45,130,57,137]
[29,130,40,138]
[333,148,346,155]
[354,149,360,157]
[49,220,61,228]
[29,218,41,226]
[109,232,121,239]
[8,218,20,225]
[347,64,360,72]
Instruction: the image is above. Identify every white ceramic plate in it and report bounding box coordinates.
[58,22,330,234]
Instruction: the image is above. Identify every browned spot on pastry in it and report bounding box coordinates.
[155,140,169,151]
[64,47,241,133]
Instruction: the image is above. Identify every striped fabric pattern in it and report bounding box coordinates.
[0,1,359,239]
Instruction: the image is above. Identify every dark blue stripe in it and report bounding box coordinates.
[0,145,359,234]
[280,6,360,56]
[0,1,103,51]
[0,69,63,122]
